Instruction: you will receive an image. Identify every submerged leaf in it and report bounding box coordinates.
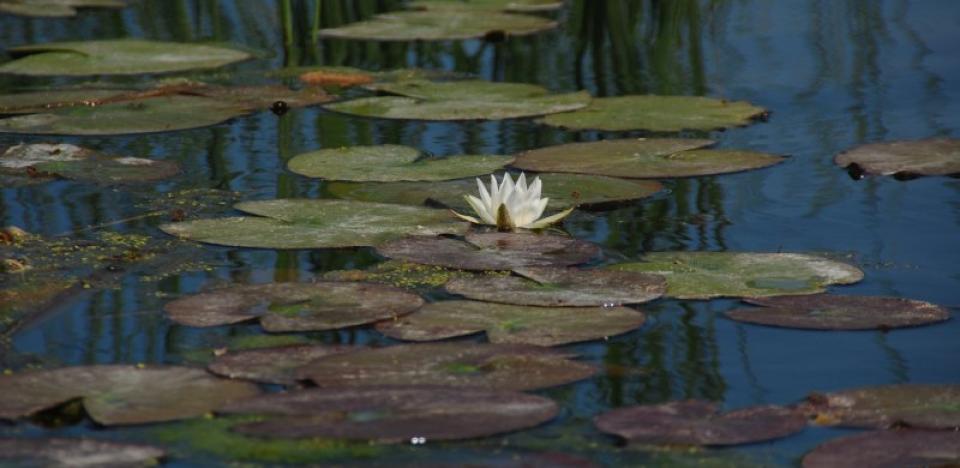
[834,138,960,178]
[0,143,179,184]
[318,11,557,41]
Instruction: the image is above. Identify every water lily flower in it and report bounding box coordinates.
[452,172,574,230]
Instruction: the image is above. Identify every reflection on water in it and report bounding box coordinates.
[2,0,959,464]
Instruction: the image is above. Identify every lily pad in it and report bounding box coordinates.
[318,11,557,41]
[445,267,665,307]
[220,385,558,442]
[409,0,563,12]
[323,260,504,290]
[0,438,165,467]
[802,430,960,468]
[164,282,424,332]
[328,173,664,210]
[609,252,864,299]
[376,232,600,271]
[834,138,960,177]
[513,138,784,178]
[1,143,179,184]
[725,294,951,331]
[208,344,356,385]
[594,400,807,446]
[296,343,596,391]
[0,39,250,76]
[0,365,259,425]
[537,95,767,132]
[161,199,467,249]
[799,384,960,429]
[376,300,646,346]
[288,145,514,182]
[0,0,126,18]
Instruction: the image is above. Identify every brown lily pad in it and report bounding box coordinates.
[0,143,179,184]
[0,365,259,425]
[208,344,356,385]
[799,384,960,429]
[318,11,557,42]
[594,400,807,446]
[219,385,558,442]
[163,282,424,332]
[445,267,665,307]
[297,343,595,391]
[802,429,960,468]
[376,300,646,346]
[834,138,960,178]
[0,438,165,467]
[376,232,600,271]
[725,294,951,331]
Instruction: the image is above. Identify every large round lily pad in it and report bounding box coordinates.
[834,138,960,177]
[161,199,467,249]
[1,143,179,184]
[288,145,513,182]
[164,282,424,332]
[409,0,563,12]
[376,300,646,346]
[0,438,165,467]
[327,173,664,210]
[610,252,864,299]
[208,344,356,385]
[594,400,807,446]
[802,430,960,468]
[513,138,784,178]
[0,365,259,425]
[0,0,126,18]
[297,343,595,391]
[537,95,767,132]
[220,385,557,442]
[376,232,600,271]
[725,294,951,330]
[445,267,665,307]
[799,384,960,429]
[0,39,250,76]
[318,11,557,41]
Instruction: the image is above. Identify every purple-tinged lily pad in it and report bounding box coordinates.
[297,343,595,391]
[376,232,600,271]
[594,400,807,446]
[0,438,165,467]
[0,143,179,184]
[376,300,645,346]
[834,138,960,178]
[726,294,950,331]
[799,384,960,429]
[164,282,424,332]
[802,429,960,468]
[318,11,557,42]
[0,365,259,425]
[445,267,665,307]
[220,385,558,442]
[208,344,356,385]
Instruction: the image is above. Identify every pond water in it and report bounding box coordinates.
[1,0,959,466]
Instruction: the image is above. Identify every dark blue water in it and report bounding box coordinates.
[1,1,959,465]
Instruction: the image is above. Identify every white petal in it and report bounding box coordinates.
[531,197,549,221]
[516,172,528,192]
[476,178,492,209]
[466,195,495,225]
[450,209,481,224]
[529,177,542,200]
[526,206,575,229]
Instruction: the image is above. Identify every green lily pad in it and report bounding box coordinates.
[0,39,250,76]
[0,365,259,425]
[0,438,165,467]
[328,173,664,210]
[318,11,557,41]
[220,386,558,442]
[514,138,785,178]
[609,252,864,299]
[445,267,665,307]
[164,282,424,332]
[297,343,595,391]
[595,400,807,446]
[834,138,960,177]
[376,300,646,346]
[726,294,951,331]
[323,260,505,290]
[537,95,767,132]
[288,145,514,182]
[409,0,563,12]
[376,232,600,271]
[1,143,179,184]
[161,199,467,249]
[0,89,126,114]
[208,344,356,385]
[799,384,960,429]
[802,430,960,468]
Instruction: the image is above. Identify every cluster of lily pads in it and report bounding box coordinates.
[2,1,960,466]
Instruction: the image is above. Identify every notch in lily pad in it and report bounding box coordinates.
[0,143,179,184]
[318,11,558,42]
[835,138,960,179]
[798,384,960,429]
[725,294,950,331]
